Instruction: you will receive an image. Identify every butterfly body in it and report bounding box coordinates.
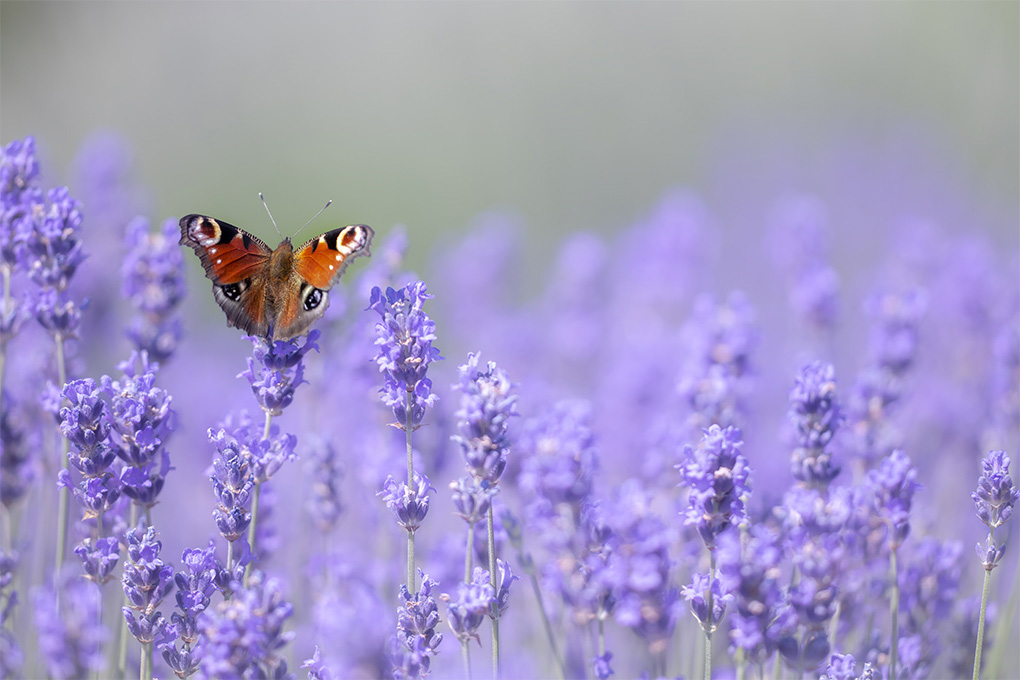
[180,214,373,340]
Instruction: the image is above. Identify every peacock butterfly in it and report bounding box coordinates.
[179,213,373,340]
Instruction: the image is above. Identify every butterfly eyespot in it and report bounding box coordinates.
[304,288,324,311]
[221,283,242,302]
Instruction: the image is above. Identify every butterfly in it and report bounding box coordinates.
[179,213,374,340]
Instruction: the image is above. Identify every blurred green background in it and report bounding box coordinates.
[2,1,1017,284]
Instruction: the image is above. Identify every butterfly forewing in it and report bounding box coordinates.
[293,224,374,289]
[179,214,272,285]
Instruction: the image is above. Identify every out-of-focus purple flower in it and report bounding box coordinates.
[681,571,732,632]
[74,536,121,585]
[379,471,433,533]
[451,352,517,484]
[677,292,758,430]
[717,525,792,666]
[392,569,443,679]
[442,566,494,645]
[121,526,174,645]
[449,475,496,526]
[990,320,1019,446]
[1,137,39,209]
[196,570,295,680]
[867,449,921,550]
[788,361,843,486]
[1,392,37,508]
[0,550,22,676]
[369,281,442,429]
[241,330,319,416]
[304,437,345,534]
[33,287,85,338]
[301,646,334,680]
[678,424,752,549]
[844,290,927,465]
[592,651,614,680]
[33,573,109,679]
[604,480,677,653]
[768,195,840,334]
[123,216,185,362]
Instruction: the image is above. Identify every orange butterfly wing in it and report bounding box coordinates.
[179,214,272,285]
[292,224,374,289]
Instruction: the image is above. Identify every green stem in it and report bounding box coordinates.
[461,638,472,680]
[704,553,716,680]
[487,506,499,680]
[973,527,995,680]
[465,522,475,583]
[986,542,1019,679]
[528,568,565,680]
[890,546,900,680]
[244,411,273,588]
[54,333,70,573]
[405,386,416,592]
[118,504,140,677]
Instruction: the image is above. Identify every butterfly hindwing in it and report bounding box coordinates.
[293,224,374,289]
[180,214,272,336]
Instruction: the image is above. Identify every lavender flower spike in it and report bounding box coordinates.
[972,450,1019,534]
[678,424,752,549]
[240,329,319,416]
[369,281,442,429]
[452,352,517,483]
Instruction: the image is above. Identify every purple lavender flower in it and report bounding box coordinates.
[0,550,22,676]
[207,425,256,544]
[74,536,121,585]
[717,525,792,666]
[240,330,319,416]
[101,352,175,469]
[122,216,185,362]
[302,646,334,680]
[768,195,840,334]
[789,361,843,486]
[33,573,109,679]
[592,651,614,680]
[379,471,434,533]
[304,437,345,534]
[0,137,39,211]
[392,569,443,678]
[867,449,921,551]
[821,653,875,680]
[681,571,732,632]
[451,352,517,483]
[678,424,752,549]
[196,570,295,680]
[442,566,495,645]
[676,292,758,430]
[1,392,36,508]
[369,281,442,429]
[19,186,85,291]
[122,526,174,645]
[604,480,677,654]
[972,449,1019,533]
[159,545,220,678]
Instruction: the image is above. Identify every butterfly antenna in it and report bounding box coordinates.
[259,192,284,239]
[292,200,333,240]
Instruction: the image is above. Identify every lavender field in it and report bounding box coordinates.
[0,130,1017,680]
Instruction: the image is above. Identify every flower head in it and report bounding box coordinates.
[678,424,752,549]
[240,329,319,416]
[451,352,517,483]
[122,217,185,362]
[369,281,442,429]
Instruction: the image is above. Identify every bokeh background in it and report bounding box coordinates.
[2,2,1017,272]
[2,3,1019,678]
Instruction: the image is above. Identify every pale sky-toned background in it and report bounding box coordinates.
[2,2,1017,289]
